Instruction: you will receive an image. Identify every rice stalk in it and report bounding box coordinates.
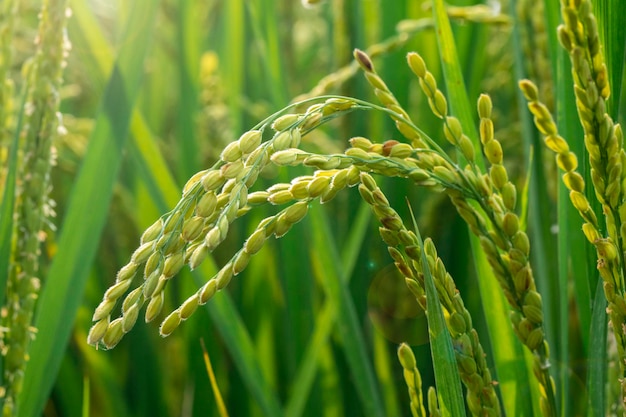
[0,0,69,415]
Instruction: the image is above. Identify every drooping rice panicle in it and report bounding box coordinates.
[87,99,365,348]
[519,77,626,409]
[1,0,70,414]
[80,2,626,415]
[358,171,501,416]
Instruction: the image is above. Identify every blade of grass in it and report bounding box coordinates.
[430,1,537,415]
[53,355,83,417]
[276,169,316,386]
[592,0,626,118]
[175,0,200,180]
[201,285,285,416]
[556,171,574,417]
[430,0,478,146]
[223,0,245,132]
[245,0,289,106]
[372,331,401,417]
[407,202,465,417]
[284,202,371,417]
[308,204,385,417]
[587,278,608,416]
[19,1,160,415]
[68,0,112,88]
[201,339,230,417]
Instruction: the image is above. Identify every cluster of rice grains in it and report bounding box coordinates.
[87,97,363,349]
[521,0,626,407]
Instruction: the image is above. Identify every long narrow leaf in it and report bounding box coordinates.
[285,203,371,417]
[592,0,626,117]
[430,0,479,147]
[202,291,284,417]
[587,278,607,416]
[308,205,385,417]
[175,0,200,180]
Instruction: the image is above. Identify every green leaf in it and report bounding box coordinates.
[592,0,626,118]
[175,0,200,180]
[308,205,385,417]
[222,0,246,132]
[82,375,90,417]
[201,289,285,417]
[285,203,371,417]
[587,278,607,416]
[19,1,160,416]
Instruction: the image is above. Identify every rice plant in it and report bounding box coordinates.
[1,0,625,416]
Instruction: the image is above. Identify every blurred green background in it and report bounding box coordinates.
[2,0,623,416]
